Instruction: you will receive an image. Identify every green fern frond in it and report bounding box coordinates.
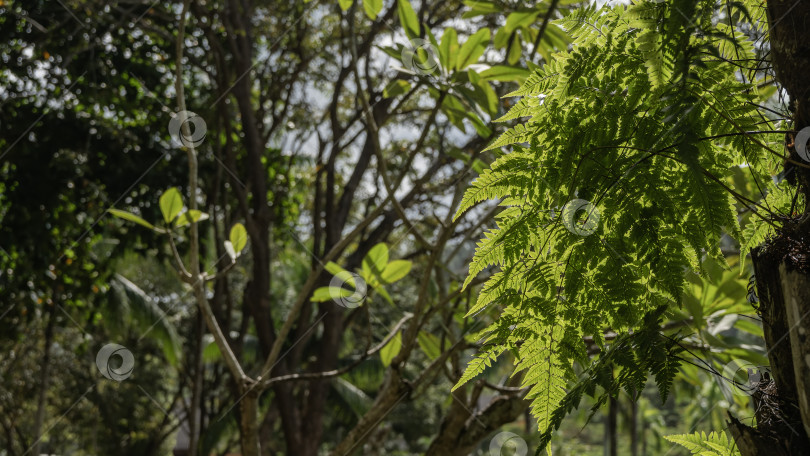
[457,0,778,448]
[664,431,741,456]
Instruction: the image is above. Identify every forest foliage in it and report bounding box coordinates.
[0,0,798,454]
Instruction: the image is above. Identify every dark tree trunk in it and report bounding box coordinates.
[31,304,56,456]
[605,393,617,456]
[735,245,810,455]
[732,1,810,454]
[239,388,261,456]
[630,395,638,456]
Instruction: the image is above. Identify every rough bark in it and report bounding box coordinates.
[733,1,810,453]
[766,0,810,198]
[239,389,261,456]
[779,266,810,439]
[740,240,810,455]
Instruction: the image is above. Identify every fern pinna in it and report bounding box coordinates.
[454,0,786,451]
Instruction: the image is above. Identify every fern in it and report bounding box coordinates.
[665,431,741,456]
[455,0,779,450]
[740,180,803,270]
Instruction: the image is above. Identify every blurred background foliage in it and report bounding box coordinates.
[0,0,774,454]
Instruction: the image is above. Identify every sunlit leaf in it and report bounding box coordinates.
[174,209,209,227]
[362,243,389,276]
[418,331,441,360]
[479,65,531,82]
[363,0,382,20]
[457,28,490,69]
[108,209,160,231]
[383,79,411,98]
[380,331,402,366]
[397,0,420,40]
[381,260,412,283]
[229,223,248,253]
[439,28,459,71]
[159,187,183,223]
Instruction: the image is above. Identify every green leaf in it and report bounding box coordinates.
[378,45,404,60]
[311,287,334,303]
[108,209,158,231]
[439,28,459,71]
[472,158,487,174]
[493,26,510,49]
[338,0,353,11]
[159,188,183,223]
[325,261,348,276]
[362,243,389,276]
[504,10,539,34]
[311,286,353,302]
[441,94,470,132]
[664,431,741,456]
[479,65,531,82]
[363,0,382,20]
[417,331,441,360]
[397,0,420,40]
[377,286,394,305]
[466,111,493,137]
[229,223,248,253]
[453,345,505,390]
[381,260,412,283]
[468,68,481,84]
[507,36,522,65]
[174,210,209,227]
[380,331,402,367]
[383,79,411,98]
[457,28,490,69]
[461,0,499,16]
[475,79,499,115]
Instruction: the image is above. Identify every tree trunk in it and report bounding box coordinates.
[738,230,810,455]
[729,0,810,456]
[732,0,810,454]
[605,393,617,456]
[729,4,810,456]
[240,388,261,456]
[31,304,56,456]
[188,312,204,456]
[630,395,638,456]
